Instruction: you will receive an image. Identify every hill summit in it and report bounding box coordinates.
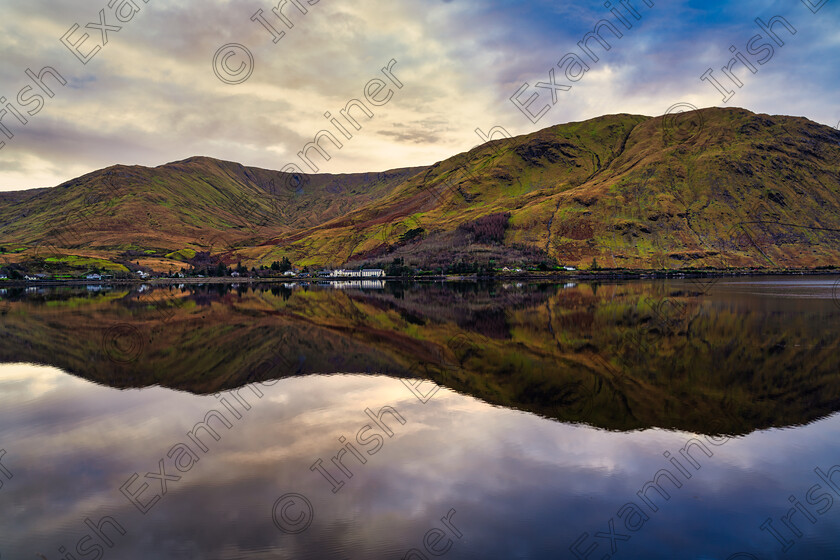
[2,107,840,274]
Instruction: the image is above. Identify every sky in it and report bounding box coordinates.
[0,0,838,192]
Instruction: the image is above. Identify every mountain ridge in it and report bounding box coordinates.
[2,107,840,274]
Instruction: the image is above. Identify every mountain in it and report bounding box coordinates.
[2,107,840,272]
[0,156,424,272]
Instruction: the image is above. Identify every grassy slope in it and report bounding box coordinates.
[259,113,649,267]
[0,157,425,269]
[3,107,840,270]
[258,108,840,269]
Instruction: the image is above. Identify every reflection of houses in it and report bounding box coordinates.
[328,280,385,290]
[329,269,385,278]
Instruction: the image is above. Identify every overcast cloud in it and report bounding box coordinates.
[0,0,838,191]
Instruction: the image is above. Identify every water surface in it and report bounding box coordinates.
[1,277,839,559]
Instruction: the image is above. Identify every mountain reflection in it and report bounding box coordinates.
[1,277,839,435]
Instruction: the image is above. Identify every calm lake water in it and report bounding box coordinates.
[1,276,840,559]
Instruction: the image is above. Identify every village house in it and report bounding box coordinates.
[329,269,385,278]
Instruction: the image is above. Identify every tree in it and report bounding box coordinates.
[387,257,410,277]
[457,212,510,244]
[399,228,424,243]
[278,256,292,273]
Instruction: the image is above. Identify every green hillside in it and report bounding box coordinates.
[2,107,840,272]
[267,108,840,270]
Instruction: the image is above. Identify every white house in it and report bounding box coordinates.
[363,269,384,277]
[331,269,385,278]
[86,273,102,280]
[283,270,296,277]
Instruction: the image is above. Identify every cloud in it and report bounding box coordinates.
[1,0,838,191]
[3,364,840,559]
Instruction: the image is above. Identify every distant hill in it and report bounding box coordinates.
[2,107,840,272]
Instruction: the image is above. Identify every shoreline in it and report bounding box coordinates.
[2,268,838,287]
